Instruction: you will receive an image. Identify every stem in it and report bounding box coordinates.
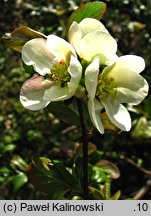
[77,99,89,199]
[105,175,111,199]
[133,180,151,200]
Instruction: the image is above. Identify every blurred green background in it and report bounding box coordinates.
[0,0,151,199]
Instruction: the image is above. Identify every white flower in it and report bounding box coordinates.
[20,35,82,110]
[85,55,149,133]
[68,18,117,64]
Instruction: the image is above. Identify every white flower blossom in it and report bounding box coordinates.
[85,55,149,133]
[20,35,82,110]
[68,18,118,64]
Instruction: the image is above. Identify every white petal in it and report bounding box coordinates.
[85,57,100,99]
[22,38,54,76]
[46,35,76,64]
[79,31,117,62]
[116,77,149,105]
[111,55,145,74]
[43,55,82,101]
[88,98,104,134]
[20,96,50,111]
[20,76,51,110]
[78,18,109,35]
[68,55,82,95]
[43,85,69,102]
[68,21,82,52]
[68,19,108,58]
[102,59,149,105]
[102,96,131,131]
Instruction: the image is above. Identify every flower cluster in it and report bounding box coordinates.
[20,18,149,133]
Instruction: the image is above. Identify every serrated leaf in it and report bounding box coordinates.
[27,157,78,196]
[47,101,80,126]
[67,2,106,34]
[2,26,46,52]
[96,160,120,179]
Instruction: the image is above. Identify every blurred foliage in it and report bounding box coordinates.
[0,0,151,199]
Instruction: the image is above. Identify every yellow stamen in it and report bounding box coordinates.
[51,61,71,87]
[96,74,117,101]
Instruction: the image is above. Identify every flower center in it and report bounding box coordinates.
[96,74,117,101]
[50,61,71,87]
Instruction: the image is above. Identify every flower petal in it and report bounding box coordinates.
[78,30,117,63]
[22,38,54,76]
[88,98,104,134]
[116,77,149,105]
[46,35,76,64]
[85,57,100,100]
[43,55,82,101]
[43,85,69,102]
[68,18,108,58]
[102,96,131,131]
[110,55,145,74]
[68,21,82,53]
[102,57,149,105]
[20,76,51,110]
[78,18,109,35]
[68,55,82,95]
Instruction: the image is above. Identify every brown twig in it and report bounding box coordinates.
[133,180,151,200]
[124,157,151,175]
[61,125,77,134]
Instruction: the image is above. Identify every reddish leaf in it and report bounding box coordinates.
[3,26,46,52]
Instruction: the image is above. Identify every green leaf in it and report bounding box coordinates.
[10,155,27,172]
[72,158,83,188]
[91,165,107,184]
[23,62,35,74]
[73,142,97,164]
[72,143,97,192]
[89,186,104,200]
[144,99,151,117]
[132,117,151,139]
[27,157,78,196]
[47,101,80,126]
[96,160,120,179]
[0,167,10,176]
[3,144,16,152]
[67,2,106,34]
[10,172,28,191]
[50,160,76,187]
[103,175,111,199]
[111,190,121,200]
[2,26,46,52]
